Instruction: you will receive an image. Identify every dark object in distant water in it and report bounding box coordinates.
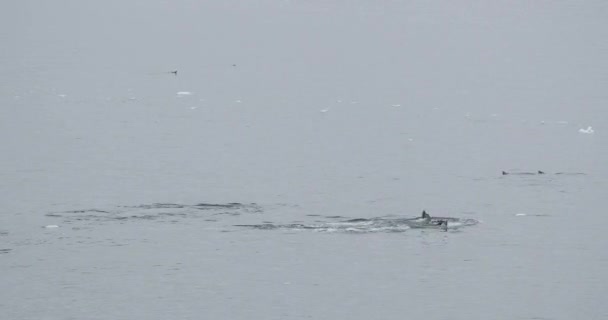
[170,70,177,75]
[502,170,545,175]
[503,170,587,176]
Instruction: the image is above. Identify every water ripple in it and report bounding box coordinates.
[46,202,262,225]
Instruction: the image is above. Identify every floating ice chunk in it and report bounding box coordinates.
[579,126,594,134]
[190,106,198,110]
[43,225,59,228]
[58,94,67,98]
[235,100,242,103]
[515,213,527,216]
[176,91,192,96]
[320,109,329,113]
[391,104,401,107]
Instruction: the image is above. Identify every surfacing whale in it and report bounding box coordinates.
[502,170,586,176]
[399,210,452,230]
[235,210,476,233]
[502,170,545,175]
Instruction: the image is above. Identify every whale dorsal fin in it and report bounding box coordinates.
[502,171,508,175]
[538,170,545,174]
[422,210,430,219]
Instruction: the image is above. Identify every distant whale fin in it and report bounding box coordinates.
[420,210,431,223]
[538,170,545,174]
[422,210,431,219]
[502,171,508,175]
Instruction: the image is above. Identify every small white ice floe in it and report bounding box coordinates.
[391,104,401,107]
[58,94,67,98]
[515,213,527,216]
[176,91,192,96]
[190,106,198,110]
[43,225,59,228]
[320,109,329,113]
[579,126,594,134]
[235,100,242,103]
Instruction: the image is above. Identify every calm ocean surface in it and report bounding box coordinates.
[2,1,607,319]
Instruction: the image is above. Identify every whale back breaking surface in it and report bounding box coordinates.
[236,211,478,233]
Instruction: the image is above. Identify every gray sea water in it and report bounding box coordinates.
[2,1,608,319]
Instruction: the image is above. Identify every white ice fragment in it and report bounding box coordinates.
[176,91,192,96]
[515,213,527,216]
[579,126,594,134]
[190,106,198,110]
[391,104,401,107]
[235,100,242,103]
[58,94,67,98]
[44,225,59,228]
[320,109,329,113]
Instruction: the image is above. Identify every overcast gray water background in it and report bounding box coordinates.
[1,1,608,319]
